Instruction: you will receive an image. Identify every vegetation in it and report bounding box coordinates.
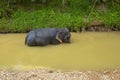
[0,0,120,32]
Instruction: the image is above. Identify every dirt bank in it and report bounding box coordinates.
[0,68,120,80]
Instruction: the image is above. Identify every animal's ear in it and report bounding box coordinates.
[64,27,69,32]
[56,32,62,43]
[61,28,69,32]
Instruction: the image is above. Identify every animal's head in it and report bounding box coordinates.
[56,28,71,43]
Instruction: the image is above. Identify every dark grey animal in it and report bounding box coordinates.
[25,28,71,46]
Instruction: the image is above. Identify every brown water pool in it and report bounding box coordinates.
[0,32,120,70]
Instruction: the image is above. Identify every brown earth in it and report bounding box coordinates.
[0,68,120,80]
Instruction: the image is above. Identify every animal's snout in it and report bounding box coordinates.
[67,40,71,43]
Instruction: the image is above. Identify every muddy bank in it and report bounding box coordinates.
[70,20,120,32]
[0,68,120,80]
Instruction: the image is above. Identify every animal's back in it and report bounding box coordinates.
[35,28,58,38]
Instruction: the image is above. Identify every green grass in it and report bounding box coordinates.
[0,9,85,32]
[0,1,120,32]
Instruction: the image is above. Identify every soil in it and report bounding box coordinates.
[0,68,120,80]
[70,20,120,32]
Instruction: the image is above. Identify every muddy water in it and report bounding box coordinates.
[0,32,120,70]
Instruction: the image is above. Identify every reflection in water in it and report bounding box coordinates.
[0,32,120,70]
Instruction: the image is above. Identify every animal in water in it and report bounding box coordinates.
[25,28,71,46]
